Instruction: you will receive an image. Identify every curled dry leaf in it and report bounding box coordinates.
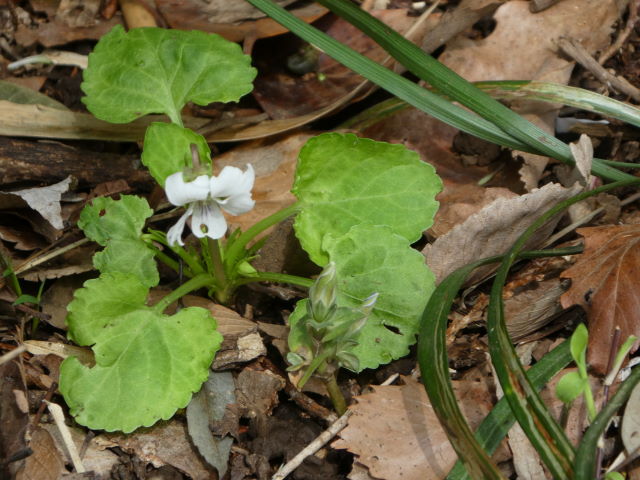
[424,182,582,286]
[333,376,493,480]
[561,225,640,374]
[0,176,72,241]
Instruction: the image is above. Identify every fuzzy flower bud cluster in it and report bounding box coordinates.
[288,262,378,382]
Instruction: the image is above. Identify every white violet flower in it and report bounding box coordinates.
[165,165,255,246]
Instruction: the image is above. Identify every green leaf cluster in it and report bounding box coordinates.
[61,273,222,432]
[290,133,441,371]
[78,195,158,287]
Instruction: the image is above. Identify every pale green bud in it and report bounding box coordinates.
[308,262,338,324]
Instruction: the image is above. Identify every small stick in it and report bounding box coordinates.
[45,401,86,473]
[599,1,639,65]
[31,382,58,429]
[0,345,26,366]
[542,191,640,248]
[557,36,640,102]
[271,410,353,480]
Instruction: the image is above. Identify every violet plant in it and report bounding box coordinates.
[60,26,443,432]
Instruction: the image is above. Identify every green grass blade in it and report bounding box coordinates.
[574,365,640,479]
[477,81,640,129]
[418,247,579,480]
[245,0,550,154]
[486,178,640,479]
[343,80,640,135]
[447,338,572,480]
[419,257,506,480]
[313,0,632,182]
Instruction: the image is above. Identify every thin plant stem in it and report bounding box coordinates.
[225,203,301,269]
[145,231,205,275]
[234,272,313,288]
[153,274,215,313]
[199,237,215,278]
[325,373,347,415]
[208,238,230,303]
[150,247,187,276]
[208,238,226,285]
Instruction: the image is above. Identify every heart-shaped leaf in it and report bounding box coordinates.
[293,133,442,265]
[61,273,222,432]
[81,25,257,124]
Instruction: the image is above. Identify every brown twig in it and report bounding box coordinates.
[31,381,58,428]
[260,357,339,423]
[271,410,352,480]
[557,36,640,102]
[598,1,639,65]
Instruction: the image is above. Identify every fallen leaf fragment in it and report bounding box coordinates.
[0,176,72,240]
[333,376,493,480]
[622,381,640,454]
[107,421,213,480]
[424,182,582,285]
[187,371,236,477]
[16,428,65,480]
[561,225,640,374]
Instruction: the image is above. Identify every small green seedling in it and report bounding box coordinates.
[556,323,636,480]
[60,26,442,432]
[556,324,637,422]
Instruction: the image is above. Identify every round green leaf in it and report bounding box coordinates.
[555,371,587,404]
[293,133,442,265]
[78,195,158,286]
[93,240,159,288]
[66,272,149,346]
[81,25,257,124]
[79,195,153,245]
[60,306,221,433]
[289,224,435,372]
[141,122,212,186]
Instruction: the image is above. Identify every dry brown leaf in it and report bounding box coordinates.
[17,428,65,480]
[40,423,119,478]
[561,225,640,374]
[0,361,29,479]
[424,182,582,285]
[236,367,286,417]
[253,10,437,119]
[15,16,121,48]
[439,0,621,189]
[333,376,493,480]
[157,1,328,42]
[106,421,213,480]
[0,176,72,241]
[23,340,95,367]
